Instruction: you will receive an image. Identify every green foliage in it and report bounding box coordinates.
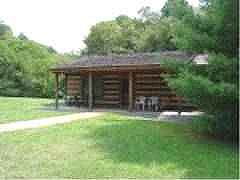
[163,54,238,141]
[157,0,238,141]
[137,6,161,24]
[196,54,239,83]
[199,0,238,57]
[84,0,238,57]
[84,14,178,54]
[0,34,66,98]
[138,18,176,51]
[0,0,238,142]
[171,19,216,52]
[161,0,195,21]
[18,33,28,40]
[0,22,13,39]
[84,16,143,55]
[84,21,121,54]
[169,0,238,56]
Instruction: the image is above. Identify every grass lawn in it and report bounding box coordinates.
[0,97,71,124]
[0,113,238,178]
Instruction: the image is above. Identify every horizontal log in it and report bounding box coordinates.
[104,90,120,94]
[67,93,80,96]
[136,91,174,96]
[104,95,120,100]
[135,74,161,78]
[135,86,169,90]
[67,89,80,93]
[67,81,81,85]
[68,76,81,80]
[160,97,182,102]
[67,83,81,87]
[95,100,120,105]
[135,80,165,84]
[68,78,81,81]
[103,75,120,78]
[67,89,80,94]
[135,78,165,82]
[67,84,81,88]
[67,89,81,93]
[104,80,120,84]
[104,85,120,89]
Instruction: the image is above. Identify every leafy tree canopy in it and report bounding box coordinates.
[0,22,69,97]
[0,21,13,39]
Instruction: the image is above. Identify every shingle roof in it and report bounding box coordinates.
[51,51,203,71]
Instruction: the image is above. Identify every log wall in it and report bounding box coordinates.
[65,72,195,110]
[101,74,121,105]
[66,75,81,96]
[66,74,122,105]
[134,72,193,110]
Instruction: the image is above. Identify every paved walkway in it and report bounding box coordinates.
[0,108,202,133]
[0,112,102,133]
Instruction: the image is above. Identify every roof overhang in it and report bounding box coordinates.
[50,63,163,73]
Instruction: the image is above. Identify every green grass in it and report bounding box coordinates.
[0,96,70,124]
[0,113,238,178]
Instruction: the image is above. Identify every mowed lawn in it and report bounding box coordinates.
[0,97,71,124]
[0,113,238,178]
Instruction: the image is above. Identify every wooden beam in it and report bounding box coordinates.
[128,72,133,111]
[55,73,59,109]
[64,74,68,97]
[50,64,164,74]
[88,72,93,111]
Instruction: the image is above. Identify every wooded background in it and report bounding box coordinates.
[0,0,238,140]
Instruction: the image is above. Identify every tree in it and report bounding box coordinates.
[137,6,161,24]
[163,54,238,141]
[0,22,69,98]
[0,22,13,39]
[160,0,239,141]
[200,0,238,57]
[161,0,238,56]
[138,17,176,51]
[84,21,122,55]
[84,16,143,55]
[161,0,195,22]
[18,33,28,40]
[115,15,142,52]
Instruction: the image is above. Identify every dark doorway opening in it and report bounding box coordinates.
[121,78,129,107]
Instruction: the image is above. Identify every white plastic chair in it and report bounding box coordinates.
[150,96,159,112]
[135,96,146,111]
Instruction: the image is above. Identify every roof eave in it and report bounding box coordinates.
[50,63,163,73]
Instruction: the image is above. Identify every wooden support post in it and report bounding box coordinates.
[128,72,133,111]
[88,72,93,111]
[64,74,68,97]
[55,73,59,109]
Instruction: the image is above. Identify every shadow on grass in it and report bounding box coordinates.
[85,118,238,178]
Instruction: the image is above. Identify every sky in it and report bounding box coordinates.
[0,0,200,53]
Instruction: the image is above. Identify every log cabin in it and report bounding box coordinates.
[50,51,208,112]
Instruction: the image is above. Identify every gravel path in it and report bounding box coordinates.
[0,112,102,133]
